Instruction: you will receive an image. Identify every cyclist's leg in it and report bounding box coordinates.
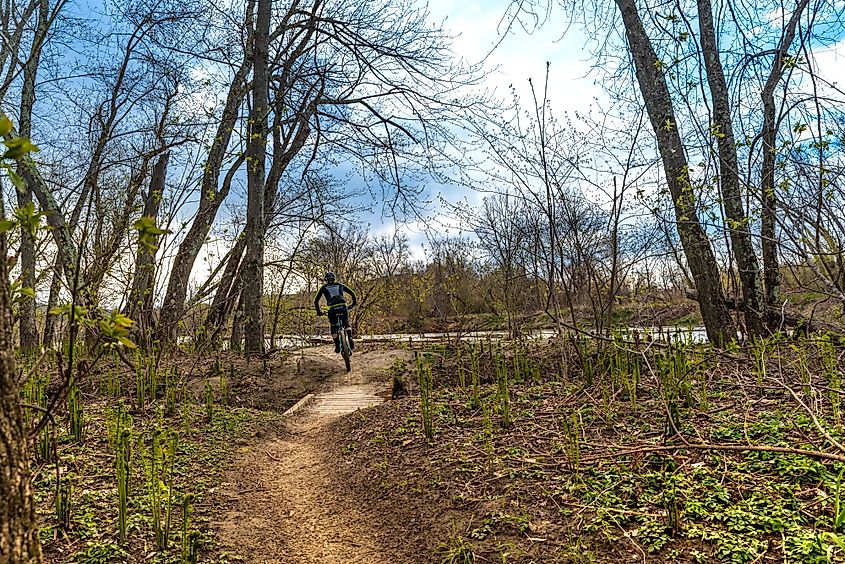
[328,309,341,352]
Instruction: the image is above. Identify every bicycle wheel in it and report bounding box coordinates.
[340,328,351,372]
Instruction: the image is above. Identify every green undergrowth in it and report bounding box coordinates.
[334,335,845,563]
[22,351,283,564]
[33,401,277,563]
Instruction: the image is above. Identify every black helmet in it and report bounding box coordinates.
[324,271,336,283]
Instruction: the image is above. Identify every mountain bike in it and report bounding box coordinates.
[330,304,354,373]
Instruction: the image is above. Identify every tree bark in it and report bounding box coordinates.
[242,0,271,355]
[230,290,245,352]
[127,152,170,339]
[696,0,766,337]
[0,186,42,563]
[0,109,78,284]
[760,0,809,328]
[14,0,48,353]
[615,0,735,345]
[204,235,247,345]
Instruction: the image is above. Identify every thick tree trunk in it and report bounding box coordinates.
[127,152,169,339]
[696,0,766,337]
[760,0,809,328]
[0,191,42,563]
[202,115,312,348]
[13,0,48,354]
[615,0,735,345]
[14,188,38,352]
[0,110,77,282]
[242,0,271,355]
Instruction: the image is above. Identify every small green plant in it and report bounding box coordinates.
[469,343,481,409]
[149,366,159,401]
[834,469,845,532]
[219,369,229,406]
[439,532,476,564]
[36,426,55,462]
[113,403,132,541]
[55,476,72,532]
[418,352,434,441]
[181,382,192,433]
[204,379,214,423]
[68,381,84,442]
[22,370,48,427]
[136,354,146,411]
[181,494,196,563]
[108,362,121,399]
[146,428,178,550]
[183,530,200,564]
[495,350,511,429]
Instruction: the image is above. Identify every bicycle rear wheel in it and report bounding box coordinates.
[340,329,351,372]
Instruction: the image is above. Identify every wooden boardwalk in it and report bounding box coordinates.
[311,385,385,416]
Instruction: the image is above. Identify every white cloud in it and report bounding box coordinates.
[428,0,603,113]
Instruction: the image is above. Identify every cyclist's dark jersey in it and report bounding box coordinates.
[313,282,357,312]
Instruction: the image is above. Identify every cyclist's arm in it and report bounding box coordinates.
[341,284,358,306]
[313,286,326,313]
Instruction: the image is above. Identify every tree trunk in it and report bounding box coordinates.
[230,290,245,352]
[41,256,62,347]
[242,0,271,355]
[127,151,169,341]
[0,187,42,563]
[615,0,735,345]
[204,235,246,345]
[760,0,809,328]
[0,110,78,282]
[696,0,766,337]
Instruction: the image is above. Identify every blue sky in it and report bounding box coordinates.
[357,0,604,259]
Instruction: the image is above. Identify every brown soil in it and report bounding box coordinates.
[175,344,370,413]
[215,344,426,563]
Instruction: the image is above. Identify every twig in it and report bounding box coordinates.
[21,402,56,425]
[579,442,845,465]
[777,378,845,454]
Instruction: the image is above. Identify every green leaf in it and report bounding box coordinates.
[117,336,138,349]
[2,138,39,159]
[13,202,44,239]
[6,169,25,190]
[0,116,11,137]
[0,219,15,233]
[134,216,170,251]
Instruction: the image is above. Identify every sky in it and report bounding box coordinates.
[365,0,845,261]
[360,0,605,259]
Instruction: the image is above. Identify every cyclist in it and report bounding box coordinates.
[313,272,358,353]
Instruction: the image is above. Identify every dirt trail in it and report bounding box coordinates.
[216,346,415,564]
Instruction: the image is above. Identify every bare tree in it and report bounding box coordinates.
[242,0,272,354]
